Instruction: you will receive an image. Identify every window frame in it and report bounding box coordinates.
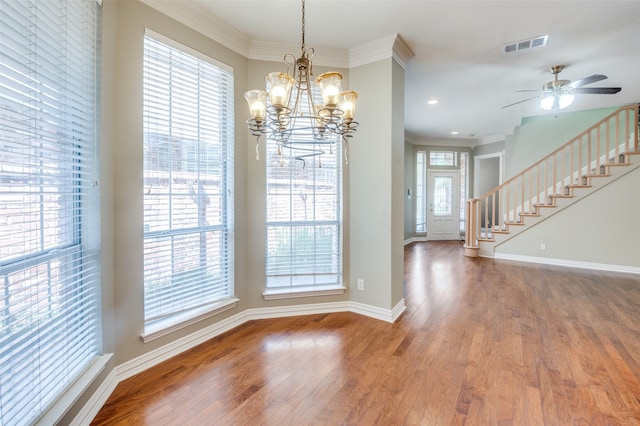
[263,88,345,299]
[0,0,106,424]
[429,150,458,167]
[416,150,427,233]
[141,30,237,341]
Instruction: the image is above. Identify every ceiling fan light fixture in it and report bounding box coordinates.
[558,93,575,108]
[539,93,574,110]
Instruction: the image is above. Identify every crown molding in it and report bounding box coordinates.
[140,0,251,57]
[392,34,415,69]
[248,40,350,69]
[139,2,413,71]
[350,33,414,69]
[477,133,507,146]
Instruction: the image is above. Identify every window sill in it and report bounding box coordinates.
[141,298,239,343]
[39,353,112,425]
[263,286,346,300]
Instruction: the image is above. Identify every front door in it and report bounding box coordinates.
[427,170,460,240]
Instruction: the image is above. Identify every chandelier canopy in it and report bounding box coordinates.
[244,0,359,165]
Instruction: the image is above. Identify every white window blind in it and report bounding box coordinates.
[265,103,343,294]
[416,151,426,232]
[0,0,100,424]
[143,33,234,332]
[460,152,468,231]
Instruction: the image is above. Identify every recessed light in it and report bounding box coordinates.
[451,131,458,135]
[427,99,438,105]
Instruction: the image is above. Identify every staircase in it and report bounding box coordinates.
[464,104,640,258]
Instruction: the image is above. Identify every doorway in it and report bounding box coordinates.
[427,170,460,240]
[474,153,502,198]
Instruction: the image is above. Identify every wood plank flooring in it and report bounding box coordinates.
[92,241,640,425]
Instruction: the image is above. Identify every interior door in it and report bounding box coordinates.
[427,170,460,240]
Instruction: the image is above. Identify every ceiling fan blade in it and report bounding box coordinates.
[574,87,621,94]
[568,74,607,88]
[502,95,540,108]
[515,89,543,93]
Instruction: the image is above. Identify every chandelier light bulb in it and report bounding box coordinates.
[339,91,358,121]
[244,90,267,121]
[266,72,294,108]
[316,72,343,108]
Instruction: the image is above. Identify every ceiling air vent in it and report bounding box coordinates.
[503,35,548,54]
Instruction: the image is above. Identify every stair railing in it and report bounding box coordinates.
[464,104,639,257]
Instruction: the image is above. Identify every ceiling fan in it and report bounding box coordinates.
[503,65,621,110]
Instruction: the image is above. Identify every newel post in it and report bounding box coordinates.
[463,198,479,257]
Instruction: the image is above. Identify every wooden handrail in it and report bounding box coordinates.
[464,104,639,256]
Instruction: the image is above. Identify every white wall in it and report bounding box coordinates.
[349,57,405,311]
[495,164,640,268]
[494,104,639,269]
[505,107,618,179]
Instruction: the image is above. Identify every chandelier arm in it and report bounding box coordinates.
[307,48,314,76]
[284,53,295,76]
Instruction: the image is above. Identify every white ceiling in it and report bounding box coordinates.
[151,0,640,146]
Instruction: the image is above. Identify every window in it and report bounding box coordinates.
[430,151,457,167]
[265,90,343,296]
[143,31,234,336]
[0,0,101,424]
[460,152,468,231]
[416,151,427,232]
[433,176,453,216]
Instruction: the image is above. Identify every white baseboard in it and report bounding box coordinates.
[244,301,351,321]
[404,236,427,245]
[71,368,118,426]
[493,253,640,275]
[116,311,248,382]
[391,299,407,321]
[76,299,402,425]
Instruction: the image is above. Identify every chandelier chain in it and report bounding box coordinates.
[301,0,306,53]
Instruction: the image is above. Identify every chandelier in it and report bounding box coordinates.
[244,0,359,166]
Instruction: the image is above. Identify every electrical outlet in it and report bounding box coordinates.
[357,278,364,291]
[540,243,546,251]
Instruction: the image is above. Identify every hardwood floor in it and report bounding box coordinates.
[92,241,640,425]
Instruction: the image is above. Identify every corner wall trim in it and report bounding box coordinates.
[493,253,640,275]
[77,299,401,423]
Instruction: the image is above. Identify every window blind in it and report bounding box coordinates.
[416,151,426,232]
[143,32,234,331]
[0,0,100,424]
[265,92,343,292]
